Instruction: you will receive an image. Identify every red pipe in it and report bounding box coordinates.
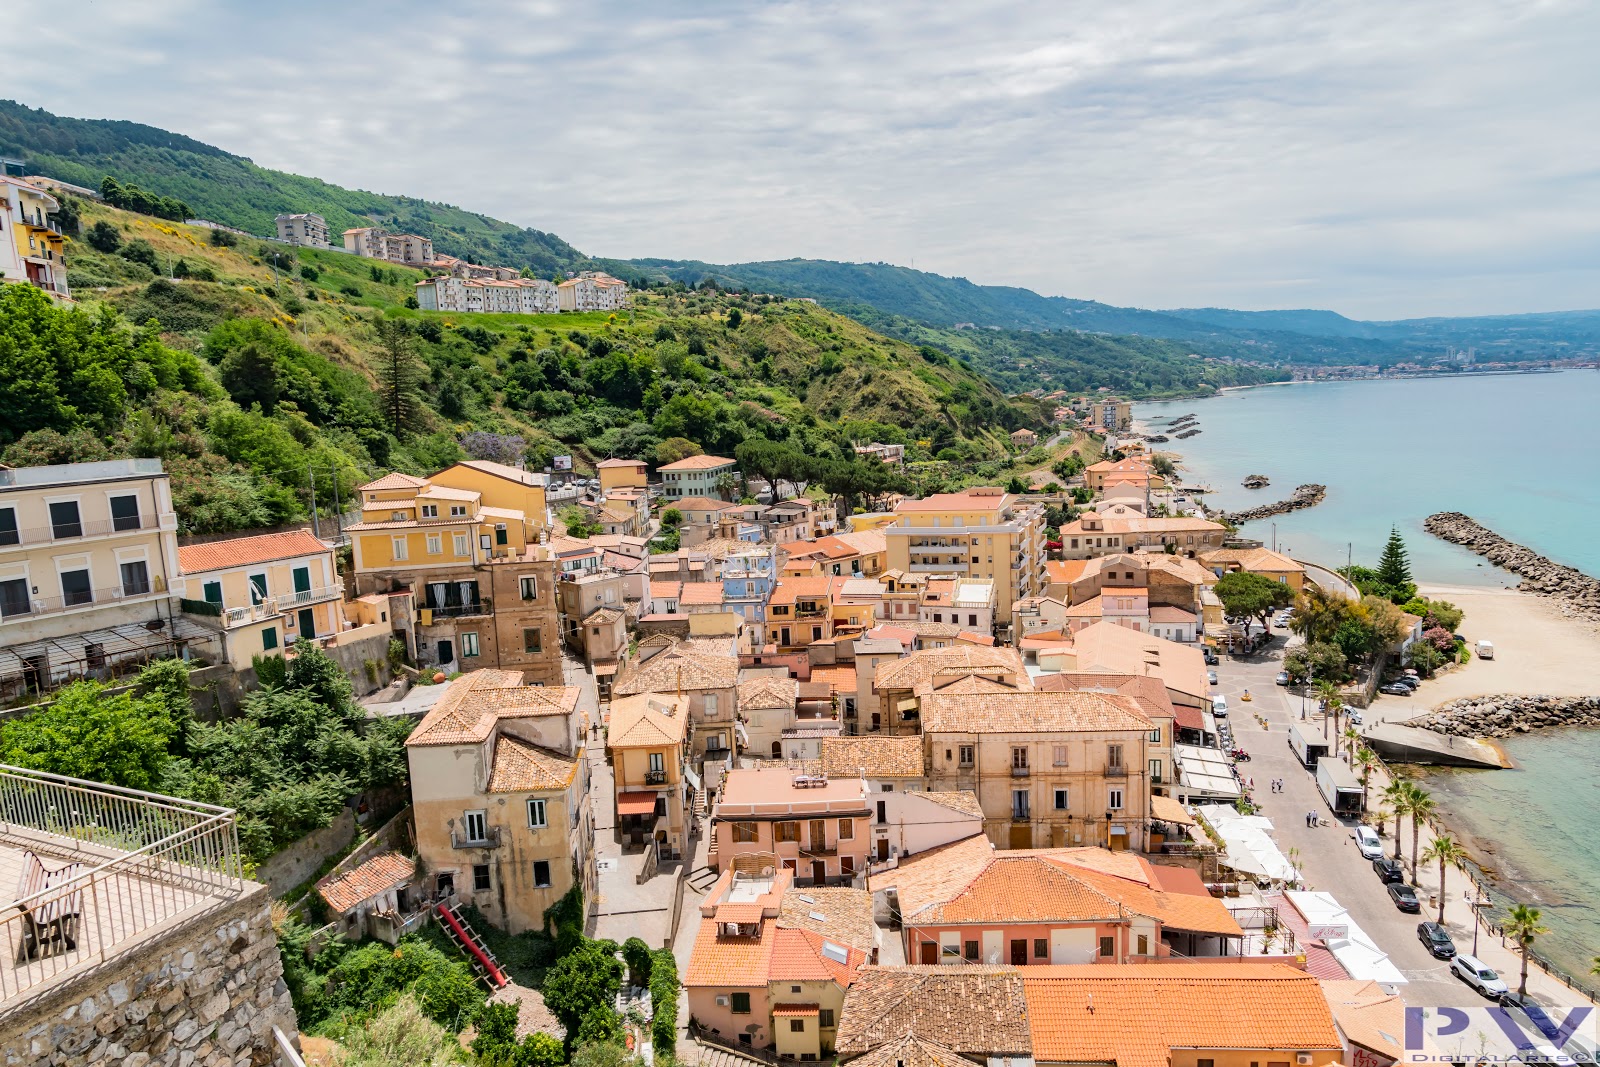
[436,903,507,988]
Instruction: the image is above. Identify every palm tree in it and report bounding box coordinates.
[1405,783,1436,881]
[1504,904,1549,997]
[1354,747,1380,812]
[715,471,739,501]
[1342,725,1362,764]
[1421,835,1468,923]
[1382,780,1411,862]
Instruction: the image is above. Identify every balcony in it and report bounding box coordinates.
[1011,765,1031,777]
[0,512,163,548]
[0,581,167,623]
[1105,764,1128,778]
[794,605,828,619]
[450,826,503,849]
[421,598,492,620]
[277,584,344,609]
[222,602,281,628]
[644,769,668,786]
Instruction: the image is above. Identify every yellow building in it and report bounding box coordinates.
[607,692,693,860]
[596,458,649,494]
[177,529,346,671]
[427,460,549,539]
[0,177,70,299]
[404,670,594,935]
[0,459,205,699]
[882,488,1047,627]
[1088,399,1132,432]
[1199,547,1307,593]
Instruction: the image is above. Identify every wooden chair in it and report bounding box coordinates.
[13,850,84,962]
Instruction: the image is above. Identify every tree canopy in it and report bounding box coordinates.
[1214,571,1294,630]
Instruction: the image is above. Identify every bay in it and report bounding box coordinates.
[1134,371,1600,586]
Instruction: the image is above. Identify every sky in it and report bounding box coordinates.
[9,0,1600,319]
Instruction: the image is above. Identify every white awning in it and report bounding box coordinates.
[1194,805,1297,883]
[1174,744,1241,799]
[1285,890,1408,985]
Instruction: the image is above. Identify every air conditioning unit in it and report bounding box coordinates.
[1297,1054,1313,1064]
[715,996,729,1007]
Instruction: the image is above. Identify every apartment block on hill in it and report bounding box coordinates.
[883,488,1046,627]
[1,176,70,299]
[1088,399,1132,432]
[274,212,328,248]
[414,275,560,315]
[1057,511,1226,560]
[342,226,433,264]
[556,271,630,311]
[404,670,594,934]
[659,454,739,501]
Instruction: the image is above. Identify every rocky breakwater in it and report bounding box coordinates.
[1222,484,1326,524]
[1425,512,1600,622]
[1413,694,1600,738]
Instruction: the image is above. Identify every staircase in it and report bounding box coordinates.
[435,902,508,988]
[691,789,708,819]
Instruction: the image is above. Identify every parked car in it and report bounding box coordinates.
[1373,857,1405,884]
[1388,883,1421,912]
[1499,994,1567,1043]
[1347,710,1364,726]
[1379,683,1413,696]
[1212,696,1229,717]
[1208,669,1218,685]
[1453,954,1510,997]
[1275,671,1290,686]
[1204,648,1219,665]
[1353,826,1384,860]
[1391,676,1421,690]
[1417,922,1457,958]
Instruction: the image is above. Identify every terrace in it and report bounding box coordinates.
[0,765,245,1006]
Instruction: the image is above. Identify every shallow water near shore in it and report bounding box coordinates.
[1135,371,1600,584]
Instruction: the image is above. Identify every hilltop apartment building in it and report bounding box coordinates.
[342,226,434,265]
[274,212,329,248]
[1,176,70,300]
[882,488,1047,628]
[556,271,630,311]
[658,454,738,501]
[414,275,561,315]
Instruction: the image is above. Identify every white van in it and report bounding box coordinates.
[1212,695,1229,717]
[1476,640,1495,660]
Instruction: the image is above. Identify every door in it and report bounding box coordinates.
[1010,939,1028,966]
[876,838,890,862]
[810,860,827,885]
[1009,824,1032,849]
[298,608,316,639]
[1050,928,1097,964]
[981,930,1003,965]
[919,941,938,964]
[808,820,828,852]
[0,578,29,618]
[437,639,454,665]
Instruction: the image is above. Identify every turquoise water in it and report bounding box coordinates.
[1135,371,1600,585]
[1421,729,1600,985]
[1139,372,1600,984]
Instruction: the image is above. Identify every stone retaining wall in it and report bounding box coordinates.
[1424,512,1600,621]
[1411,695,1600,738]
[0,882,297,1067]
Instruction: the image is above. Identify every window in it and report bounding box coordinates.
[473,864,491,892]
[426,533,442,555]
[262,627,278,651]
[421,504,438,518]
[704,694,719,718]
[1149,759,1163,783]
[964,940,979,961]
[1107,743,1124,770]
[527,799,547,828]
[837,819,853,840]
[648,752,665,773]
[839,856,854,876]
[520,576,539,601]
[461,632,480,658]
[1054,789,1069,810]
[392,537,408,560]
[463,810,488,843]
[391,511,408,522]
[730,992,751,1015]
[775,821,799,843]
[59,568,92,607]
[875,800,887,825]
[1149,727,1162,743]
[1099,936,1115,958]
[1012,789,1030,820]
[790,1020,805,1034]
[1011,746,1029,770]
[496,525,508,546]
[732,822,759,843]
[0,507,18,546]
[450,505,467,517]
[48,500,82,539]
[453,533,470,556]
[1053,745,1068,766]
[1034,938,1048,959]
[120,560,151,596]
[1197,1060,1215,1067]
[533,860,551,888]
[1108,788,1124,811]
[819,1008,834,1029]
[959,745,974,767]
[523,627,543,654]
[109,494,141,532]
[1137,933,1150,955]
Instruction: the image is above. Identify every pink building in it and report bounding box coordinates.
[712,767,871,885]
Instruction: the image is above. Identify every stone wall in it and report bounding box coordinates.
[0,882,297,1067]
[1412,694,1600,738]
[255,807,358,896]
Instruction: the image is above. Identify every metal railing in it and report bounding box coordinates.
[644,769,668,785]
[423,599,491,619]
[1106,764,1128,777]
[1010,765,1031,777]
[0,764,243,1002]
[449,826,502,850]
[0,512,162,548]
[277,585,344,609]
[1,581,165,622]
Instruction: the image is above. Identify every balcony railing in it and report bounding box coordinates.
[0,764,244,1003]
[0,581,166,622]
[1010,765,1031,777]
[222,602,281,628]
[644,769,668,786]
[421,598,491,620]
[449,826,502,849]
[1106,764,1128,777]
[0,512,163,548]
[277,584,344,609]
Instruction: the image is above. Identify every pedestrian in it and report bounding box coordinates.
[1247,776,1254,791]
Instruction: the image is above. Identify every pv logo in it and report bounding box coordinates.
[1405,1005,1597,1063]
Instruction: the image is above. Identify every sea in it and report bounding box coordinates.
[1137,370,1600,984]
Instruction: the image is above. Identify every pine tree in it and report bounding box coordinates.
[373,318,428,438]
[1376,525,1412,588]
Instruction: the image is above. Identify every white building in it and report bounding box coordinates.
[556,271,630,312]
[343,226,433,265]
[415,276,560,315]
[274,213,329,248]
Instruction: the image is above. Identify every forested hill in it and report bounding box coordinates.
[0,100,593,276]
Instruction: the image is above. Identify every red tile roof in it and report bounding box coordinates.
[658,454,735,471]
[178,529,333,574]
[318,852,413,914]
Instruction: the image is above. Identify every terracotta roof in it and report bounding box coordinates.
[650,580,683,600]
[597,458,646,469]
[658,454,735,471]
[776,886,877,952]
[921,791,984,819]
[673,495,741,512]
[407,671,581,747]
[679,582,725,606]
[893,489,1013,515]
[738,675,797,710]
[819,736,924,779]
[771,1003,820,1017]
[918,689,1151,734]
[359,472,428,492]
[770,926,867,986]
[607,692,691,747]
[1321,979,1405,1058]
[446,459,545,487]
[486,734,580,793]
[177,529,333,574]
[809,664,857,693]
[771,576,834,606]
[1045,559,1087,586]
[1064,621,1210,700]
[318,852,413,914]
[1201,547,1306,573]
[683,917,775,988]
[842,1034,977,1067]
[1032,673,1177,725]
[584,607,626,625]
[835,967,1031,1056]
[1149,605,1197,623]
[872,646,1025,692]
[613,641,738,695]
[1021,964,1343,1067]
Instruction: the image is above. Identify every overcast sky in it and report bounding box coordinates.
[10,1,1600,318]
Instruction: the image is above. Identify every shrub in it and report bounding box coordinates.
[120,238,161,272]
[209,227,238,247]
[86,219,122,253]
[648,948,679,1056]
[300,265,320,282]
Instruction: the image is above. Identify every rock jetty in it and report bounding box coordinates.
[1175,428,1202,440]
[1222,484,1326,524]
[1242,474,1270,489]
[1412,695,1600,738]
[1425,512,1600,621]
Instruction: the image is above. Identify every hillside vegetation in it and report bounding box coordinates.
[1,198,1042,535]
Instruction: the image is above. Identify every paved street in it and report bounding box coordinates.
[1209,634,1593,1009]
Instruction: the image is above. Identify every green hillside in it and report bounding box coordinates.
[1,198,1043,536]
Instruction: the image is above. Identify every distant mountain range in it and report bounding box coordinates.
[5,98,1598,389]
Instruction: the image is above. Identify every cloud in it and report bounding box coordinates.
[6,0,1599,317]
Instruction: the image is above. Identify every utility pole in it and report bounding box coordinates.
[307,466,320,539]
[330,466,342,543]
